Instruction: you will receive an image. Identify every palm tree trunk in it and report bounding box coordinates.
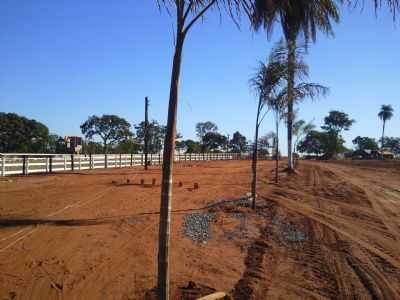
[251,97,262,209]
[157,33,184,300]
[275,113,279,184]
[381,120,386,149]
[287,37,296,171]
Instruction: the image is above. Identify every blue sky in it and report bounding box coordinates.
[0,1,399,153]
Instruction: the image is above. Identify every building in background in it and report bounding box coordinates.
[64,136,83,154]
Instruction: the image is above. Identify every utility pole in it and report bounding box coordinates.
[144,96,149,170]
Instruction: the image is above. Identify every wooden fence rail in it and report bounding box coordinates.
[0,152,259,176]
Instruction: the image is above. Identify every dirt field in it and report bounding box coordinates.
[1,160,400,299]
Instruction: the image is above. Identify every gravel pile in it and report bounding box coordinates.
[182,213,216,243]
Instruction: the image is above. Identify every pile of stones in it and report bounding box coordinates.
[182,213,216,243]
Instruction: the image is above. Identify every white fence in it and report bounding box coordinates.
[0,152,254,176]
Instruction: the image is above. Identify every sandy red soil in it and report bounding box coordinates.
[1,160,400,299]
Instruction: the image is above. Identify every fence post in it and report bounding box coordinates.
[49,156,53,173]
[105,154,108,168]
[119,154,122,168]
[150,153,153,165]
[63,156,67,171]
[70,155,73,171]
[130,154,133,167]
[78,155,81,170]
[1,156,5,177]
[89,154,93,169]
[159,153,161,165]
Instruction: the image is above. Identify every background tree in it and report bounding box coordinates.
[181,139,201,153]
[378,104,394,149]
[293,119,315,153]
[47,134,66,154]
[297,130,330,157]
[229,131,248,153]
[155,2,248,298]
[252,0,339,171]
[382,137,400,154]
[321,110,354,158]
[196,121,218,142]
[352,136,379,151]
[0,112,50,153]
[135,120,166,153]
[80,115,132,154]
[82,141,104,154]
[115,138,141,154]
[202,132,228,152]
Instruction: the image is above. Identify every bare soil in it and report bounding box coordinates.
[1,160,400,299]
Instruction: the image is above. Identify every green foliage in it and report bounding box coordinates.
[321,110,355,135]
[177,139,201,153]
[47,134,66,153]
[195,121,218,141]
[382,137,400,154]
[202,132,228,152]
[80,115,133,153]
[352,136,379,151]
[0,112,50,153]
[229,131,248,153]
[114,138,141,154]
[135,120,166,153]
[82,141,104,154]
[378,104,394,122]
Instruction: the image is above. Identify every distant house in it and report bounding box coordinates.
[352,149,379,160]
[352,148,394,160]
[64,136,83,154]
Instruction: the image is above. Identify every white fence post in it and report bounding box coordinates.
[64,156,66,171]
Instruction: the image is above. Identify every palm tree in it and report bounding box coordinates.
[249,53,286,208]
[378,104,394,149]
[155,1,248,299]
[266,41,328,174]
[252,0,339,171]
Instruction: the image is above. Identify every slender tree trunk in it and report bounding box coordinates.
[157,33,184,300]
[144,97,149,170]
[275,113,279,184]
[287,37,296,171]
[251,97,262,210]
[381,120,386,149]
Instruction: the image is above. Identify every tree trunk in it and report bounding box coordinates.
[157,33,184,300]
[381,121,386,149]
[275,113,279,184]
[251,97,262,210]
[287,37,296,171]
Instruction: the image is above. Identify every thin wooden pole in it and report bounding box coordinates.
[1,156,5,177]
[144,96,149,170]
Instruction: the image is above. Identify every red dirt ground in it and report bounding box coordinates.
[1,160,400,299]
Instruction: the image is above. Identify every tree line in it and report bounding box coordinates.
[0,112,259,154]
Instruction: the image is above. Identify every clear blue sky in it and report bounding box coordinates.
[0,1,399,153]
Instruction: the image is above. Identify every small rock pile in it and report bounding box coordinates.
[182,213,216,243]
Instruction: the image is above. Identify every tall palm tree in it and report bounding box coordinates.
[249,52,286,208]
[155,1,249,299]
[252,0,339,171]
[378,104,394,149]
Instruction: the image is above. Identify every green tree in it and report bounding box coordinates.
[252,0,339,171]
[229,131,248,153]
[293,119,315,153]
[196,121,218,142]
[202,132,228,152]
[378,104,394,148]
[0,112,50,153]
[80,115,132,154]
[352,136,379,151]
[82,140,104,154]
[181,139,201,153]
[321,110,355,158]
[115,138,141,154]
[382,137,400,154]
[297,130,331,157]
[47,134,66,154]
[155,2,248,298]
[135,120,166,153]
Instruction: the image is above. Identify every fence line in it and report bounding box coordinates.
[0,152,260,177]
